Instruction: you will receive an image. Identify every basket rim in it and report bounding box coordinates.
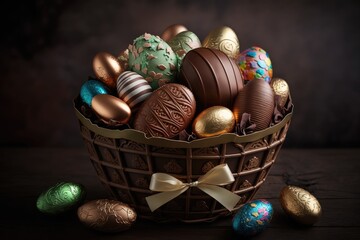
[74,101,293,148]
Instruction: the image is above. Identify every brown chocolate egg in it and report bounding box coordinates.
[77,199,137,232]
[93,52,124,89]
[91,94,131,126]
[133,83,196,138]
[270,77,289,108]
[233,78,275,131]
[193,106,235,138]
[160,24,188,42]
[179,47,243,112]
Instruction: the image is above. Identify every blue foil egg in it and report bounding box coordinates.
[80,79,109,106]
[232,199,273,237]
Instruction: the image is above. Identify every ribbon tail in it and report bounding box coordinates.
[198,185,241,211]
[145,187,188,212]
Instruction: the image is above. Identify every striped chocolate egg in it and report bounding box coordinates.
[116,71,153,110]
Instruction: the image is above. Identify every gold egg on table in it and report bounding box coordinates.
[280,185,322,225]
[160,24,188,42]
[93,52,124,89]
[270,78,290,107]
[192,106,235,138]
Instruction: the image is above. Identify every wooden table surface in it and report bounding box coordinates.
[1,148,359,239]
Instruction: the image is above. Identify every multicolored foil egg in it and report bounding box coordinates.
[238,46,273,83]
[93,52,124,89]
[80,79,110,106]
[192,106,235,138]
[77,199,137,232]
[202,26,240,59]
[232,199,273,237]
[167,31,201,70]
[160,24,188,42]
[116,71,153,111]
[270,77,290,108]
[128,33,178,90]
[36,182,86,215]
[280,186,322,225]
[91,94,131,126]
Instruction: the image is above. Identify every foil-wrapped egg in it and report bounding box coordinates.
[238,46,273,83]
[77,199,137,232]
[80,79,110,106]
[91,94,131,126]
[232,199,273,237]
[270,77,290,108]
[192,106,235,138]
[280,186,322,225]
[160,24,188,42]
[36,182,86,215]
[202,26,240,59]
[93,52,124,89]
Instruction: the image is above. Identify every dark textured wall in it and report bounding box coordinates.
[1,0,359,147]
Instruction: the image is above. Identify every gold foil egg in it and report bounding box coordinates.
[280,186,322,225]
[192,106,235,138]
[270,78,289,108]
[202,26,240,59]
[93,52,124,89]
[91,94,131,126]
[160,24,188,42]
[77,199,137,232]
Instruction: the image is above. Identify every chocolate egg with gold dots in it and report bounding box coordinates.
[270,77,290,108]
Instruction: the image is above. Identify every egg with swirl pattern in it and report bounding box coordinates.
[133,83,196,138]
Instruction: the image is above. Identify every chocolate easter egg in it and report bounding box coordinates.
[270,78,289,108]
[118,49,129,70]
[93,52,124,89]
[202,26,240,59]
[78,199,137,232]
[280,186,322,225]
[179,48,243,112]
[128,33,178,90]
[80,79,110,106]
[238,46,273,83]
[233,78,275,131]
[160,24,188,42]
[91,94,131,126]
[193,106,235,138]
[116,71,153,111]
[133,83,196,138]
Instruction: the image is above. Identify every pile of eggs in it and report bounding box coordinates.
[79,24,290,139]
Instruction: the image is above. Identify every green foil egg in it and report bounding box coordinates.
[36,182,86,215]
[167,31,201,71]
[128,33,178,90]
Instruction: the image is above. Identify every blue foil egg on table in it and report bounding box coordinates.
[232,199,273,237]
[80,79,110,106]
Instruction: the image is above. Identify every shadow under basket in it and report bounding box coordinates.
[74,102,293,223]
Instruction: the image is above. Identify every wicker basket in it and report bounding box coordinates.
[74,101,293,223]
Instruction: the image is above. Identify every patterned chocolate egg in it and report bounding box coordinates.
[91,94,131,126]
[238,46,273,83]
[233,78,275,131]
[232,199,273,237]
[179,47,243,112]
[167,31,201,70]
[116,71,153,111]
[77,199,137,232]
[160,24,188,42]
[133,83,196,138]
[128,33,178,90]
[36,182,86,215]
[80,79,110,106]
[280,186,322,225]
[270,77,290,108]
[202,26,240,59]
[93,52,124,89]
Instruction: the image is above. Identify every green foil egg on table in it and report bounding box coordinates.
[36,182,86,215]
[128,33,178,90]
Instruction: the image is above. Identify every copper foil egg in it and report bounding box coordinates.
[160,24,188,42]
[93,52,124,89]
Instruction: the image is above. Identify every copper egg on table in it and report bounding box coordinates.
[77,199,137,232]
[160,24,188,42]
[270,77,290,108]
[91,94,131,126]
[93,52,124,89]
[233,78,275,131]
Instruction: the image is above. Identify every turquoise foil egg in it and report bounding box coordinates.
[80,79,109,106]
[232,199,273,237]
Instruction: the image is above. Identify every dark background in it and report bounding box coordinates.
[1,0,359,148]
